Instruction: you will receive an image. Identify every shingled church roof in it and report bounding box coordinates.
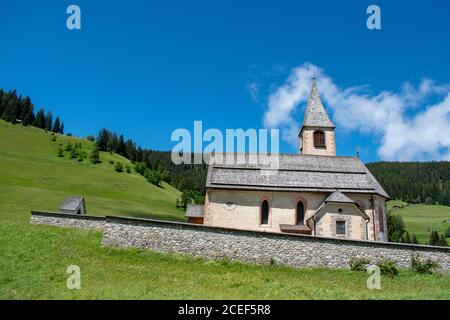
[301,78,334,129]
[205,154,389,198]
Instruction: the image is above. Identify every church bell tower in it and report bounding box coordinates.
[299,77,336,156]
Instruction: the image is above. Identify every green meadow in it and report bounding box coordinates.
[387,200,450,244]
[0,120,449,299]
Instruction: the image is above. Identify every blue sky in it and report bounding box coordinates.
[1,0,449,162]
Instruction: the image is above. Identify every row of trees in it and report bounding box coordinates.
[0,88,64,133]
[367,161,450,206]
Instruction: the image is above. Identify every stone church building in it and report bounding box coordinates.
[186,79,389,242]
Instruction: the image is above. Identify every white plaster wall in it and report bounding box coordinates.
[204,189,387,242]
[204,189,326,233]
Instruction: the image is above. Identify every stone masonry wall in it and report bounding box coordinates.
[102,216,450,271]
[30,211,105,230]
[29,211,450,271]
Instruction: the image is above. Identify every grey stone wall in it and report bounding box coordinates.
[30,211,105,231]
[102,216,450,271]
[29,211,450,271]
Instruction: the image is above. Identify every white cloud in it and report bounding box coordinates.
[262,62,450,161]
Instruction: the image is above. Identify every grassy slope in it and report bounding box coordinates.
[387,200,450,244]
[1,222,449,300]
[0,120,184,223]
[0,120,449,299]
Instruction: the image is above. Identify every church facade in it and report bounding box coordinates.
[185,79,389,242]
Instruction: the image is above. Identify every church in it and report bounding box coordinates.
[185,79,389,242]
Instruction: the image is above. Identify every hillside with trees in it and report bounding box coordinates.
[94,128,207,205]
[2,88,449,208]
[0,88,65,134]
[366,162,450,206]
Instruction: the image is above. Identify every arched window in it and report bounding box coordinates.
[377,204,384,232]
[296,201,305,225]
[261,200,270,225]
[313,131,326,148]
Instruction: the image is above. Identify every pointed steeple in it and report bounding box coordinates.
[302,76,334,129]
[298,76,337,156]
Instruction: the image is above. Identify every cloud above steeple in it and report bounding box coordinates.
[262,62,450,161]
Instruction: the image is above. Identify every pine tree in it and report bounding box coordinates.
[45,111,53,131]
[97,129,110,151]
[107,133,118,152]
[52,117,60,133]
[34,109,46,128]
[387,213,406,242]
[22,105,35,126]
[60,122,64,134]
[3,99,19,123]
[118,134,126,156]
[57,146,64,157]
[90,145,101,164]
[70,146,78,159]
[19,97,32,123]
[429,230,440,246]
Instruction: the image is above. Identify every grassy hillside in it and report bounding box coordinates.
[1,222,449,299]
[387,200,450,244]
[1,120,449,299]
[0,119,184,223]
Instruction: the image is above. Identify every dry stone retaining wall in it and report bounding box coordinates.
[29,211,450,271]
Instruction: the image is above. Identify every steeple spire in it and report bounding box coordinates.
[298,76,337,156]
[302,77,334,129]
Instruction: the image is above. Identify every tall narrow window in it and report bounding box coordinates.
[296,201,305,225]
[378,204,384,232]
[336,221,346,235]
[261,200,269,225]
[313,131,326,148]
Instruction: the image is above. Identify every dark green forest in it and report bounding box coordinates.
[367,162,450,206]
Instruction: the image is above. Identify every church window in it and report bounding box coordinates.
[261,200,270,225]
[336,221,346,235]
[296,201,305,225]
[313,131,326,148]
